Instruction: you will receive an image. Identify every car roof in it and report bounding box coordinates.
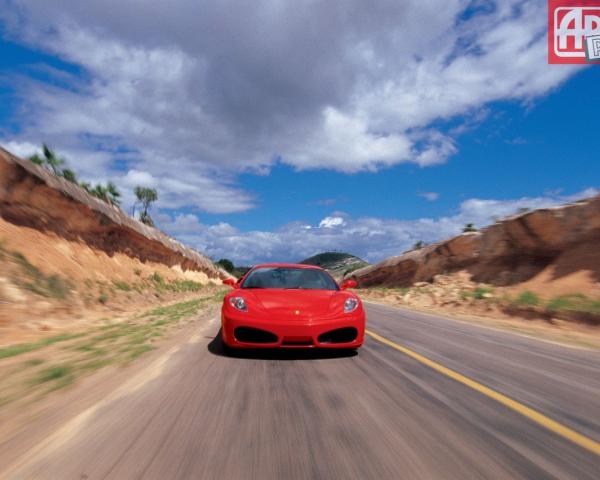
[251,263,323,270]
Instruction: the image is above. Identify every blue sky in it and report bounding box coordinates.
[0,1,598,264]
[228,73,600,231]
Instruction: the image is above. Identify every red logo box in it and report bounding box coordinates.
[548,0,600,63]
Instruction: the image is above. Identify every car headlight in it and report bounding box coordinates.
[344,298,359,313]
[229,296,248,312]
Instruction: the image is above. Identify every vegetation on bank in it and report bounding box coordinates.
[133,186,158,226]
[215,258,250,278]
[216,258,235,273]
[29,144,122,205]
[0,292,226,405]
[0,242,208,309]
[363,284,600,324]
[0,242,71,299]
[27,143,158,226]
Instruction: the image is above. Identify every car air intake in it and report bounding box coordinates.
[234,327,278,344]
[281,339,313,346]
[318,327,358,344]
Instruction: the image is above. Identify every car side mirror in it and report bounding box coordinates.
[340,279,357,290]
[223,278,237,288]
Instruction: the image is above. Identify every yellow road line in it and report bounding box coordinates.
[365,329,600,456]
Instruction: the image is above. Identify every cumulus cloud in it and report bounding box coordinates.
[158,189,598,265]
[0,0,581,213]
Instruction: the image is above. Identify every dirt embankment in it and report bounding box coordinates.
[0,147,228,343]
[347,195,600,325]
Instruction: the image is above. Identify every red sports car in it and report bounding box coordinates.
[221,263,365,352]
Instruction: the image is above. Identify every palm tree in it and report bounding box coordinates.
[42,144,65,175]
[27,144,65,175]
[28,153,44,166]
[91,184,108,202]
[61,168,78,183]
[106,182,121,206]
[134,186,158,226]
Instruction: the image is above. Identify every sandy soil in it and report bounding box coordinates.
[0,295,222,447]
[514,242,600,298]
[357,271,600,349]
[0,217,221,345]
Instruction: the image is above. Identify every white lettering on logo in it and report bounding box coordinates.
[555,7,600,57]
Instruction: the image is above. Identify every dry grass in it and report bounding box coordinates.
[359,284,600,349]
[0,291,226,408]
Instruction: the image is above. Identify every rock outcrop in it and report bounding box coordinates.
[346,195,600,293]
[0,146,227,280]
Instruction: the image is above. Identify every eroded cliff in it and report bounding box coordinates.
[0,147,227,341]
[0,147,225,279]
[346,194,600,298]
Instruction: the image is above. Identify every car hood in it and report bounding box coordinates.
[242,289,351,319]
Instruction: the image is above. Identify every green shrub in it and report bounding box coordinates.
[12,251,43,280]
[47,275,70,298]
[547,296,573,311]
[9,250,70,298]
[165,279,202,293]
[547,294,600,315]
[150,272,164,284]
[216,258,235,274]
[98,294,109,304]
[472,287,493,300]
[113,281,131,291]
[515,291,540,307]
[460,287,493,300]
[34,365,72,384]
[412,240,426,250]
[24,358,44,367]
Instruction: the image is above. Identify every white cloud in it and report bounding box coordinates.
[122,170,158,188]
[318,216,346,229]
[0,140,41,159]
[413,132,458,167]
[0,0,583,213]
[287,107,412,172]
[418,192,440,201]
[158,189,598,265]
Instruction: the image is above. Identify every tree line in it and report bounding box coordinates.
[28,144,158,226]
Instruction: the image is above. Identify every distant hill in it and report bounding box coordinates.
[299,252,369,279]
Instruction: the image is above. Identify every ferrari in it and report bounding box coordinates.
[221,263,365,352]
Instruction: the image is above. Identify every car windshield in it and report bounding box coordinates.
[241,267,339,290]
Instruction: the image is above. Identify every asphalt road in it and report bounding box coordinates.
[3,302,600,479]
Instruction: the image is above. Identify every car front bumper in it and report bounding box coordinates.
[221,311,365,349]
